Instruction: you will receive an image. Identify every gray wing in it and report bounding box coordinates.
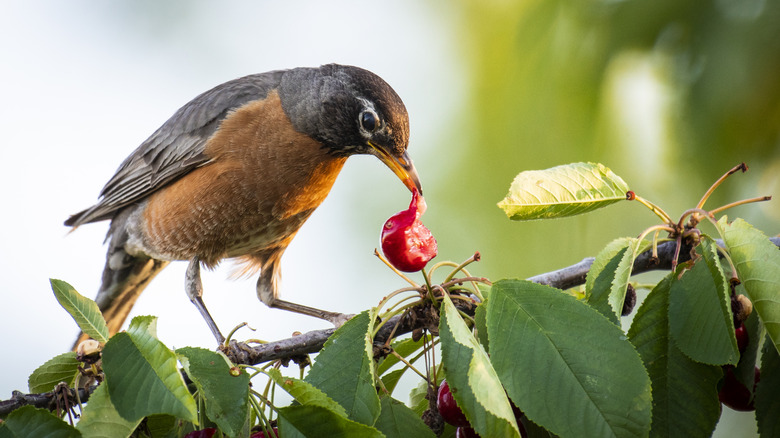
[66,70,287,227]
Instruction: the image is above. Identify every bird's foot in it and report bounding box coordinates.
[221,339,256,364]
[325,312,355,328]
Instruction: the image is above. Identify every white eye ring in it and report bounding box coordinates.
[359,108,380,133]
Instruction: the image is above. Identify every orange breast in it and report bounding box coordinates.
[140,90,347,267]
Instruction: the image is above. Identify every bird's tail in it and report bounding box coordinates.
[72,217,169,350]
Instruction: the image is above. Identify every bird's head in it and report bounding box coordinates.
[279,64,422,194]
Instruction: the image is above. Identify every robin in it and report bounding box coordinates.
[66,64,422,346]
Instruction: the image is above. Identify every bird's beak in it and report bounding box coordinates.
[369,143,423,195]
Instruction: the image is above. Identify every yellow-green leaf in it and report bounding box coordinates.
[498,162,629,220]
[50,279,109,343]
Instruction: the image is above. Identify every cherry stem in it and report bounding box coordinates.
[374,248,419,288]
[373,300,420,339]
[696,162,748,210]
[671,233,684,271]
[678,207,713,230]
[249,388,278,419]
[637,224,676,243]
[373,292,432,339]
[390,349,429,381]
[375,286,422,316]
[422,267,435,302]
[444,253,485,300]
[383,293,424,314]
[444,252,482,283]
[632,194,674,225]
[709,195,772,217]
[651,230,661,260]
[222,322,254,349]
[426,261,459,279]
[379,310,405,349]
[439,276,492,291]
[403,335,440,388]
[423,332,439,389]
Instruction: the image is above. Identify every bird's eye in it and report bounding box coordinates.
[360,110,379,132]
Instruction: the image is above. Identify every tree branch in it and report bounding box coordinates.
[5,237,778,412]
[0,386,94,417]
[228,237,780,365]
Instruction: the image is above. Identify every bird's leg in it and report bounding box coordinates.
[186,257,226,344]
[256,258,353,327]
[268,297,354,328]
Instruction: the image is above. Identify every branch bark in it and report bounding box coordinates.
[0,386,94,418]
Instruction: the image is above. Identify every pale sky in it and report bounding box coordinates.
[0,1,463,397]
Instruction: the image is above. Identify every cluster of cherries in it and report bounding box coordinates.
[717,294,760,411]
[437,380,527,437]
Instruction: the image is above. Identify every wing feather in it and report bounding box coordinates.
[66,70,287,227]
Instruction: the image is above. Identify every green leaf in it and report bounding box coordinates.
[277,405,384,438]
[102,317,196,422]
[756,334,780,436]
[669,238,739,365]
[267,368,348,418]
[28,352,80,394]
[143,415,180,438]
[76,383,141,438]
[127,314,158,338]
[304,311,380,426]
[408,375,433,418]
[0,405,80,437]
[380,368,405,395]
[497,162,629,220]
[50,279,109,343]
[439,295,521,438]
[586,239,629,324]
[375,397,437,438]
[177,347,250,437]
[487,279,651,438]
[628,275,721,437]
[474,300,489,351]
[586,238,649,323]
[719,217,780,354]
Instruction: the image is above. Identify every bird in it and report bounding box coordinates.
[66,64,422,346]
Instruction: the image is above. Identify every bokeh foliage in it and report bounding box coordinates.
[429,0,779,282]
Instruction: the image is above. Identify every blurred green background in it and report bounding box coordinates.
[433,3,778,436]
[428,0,778,284]
[1,1,777,436]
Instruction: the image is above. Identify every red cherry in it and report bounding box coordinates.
[250,427,279,438]
[183,428,217,438]
[437,380,469,427]
[719,366,760,411]
[456,426,480,437]
[381,189,437,272]
[735,323,749,353]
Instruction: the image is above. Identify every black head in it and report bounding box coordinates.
[279,64,421,193]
